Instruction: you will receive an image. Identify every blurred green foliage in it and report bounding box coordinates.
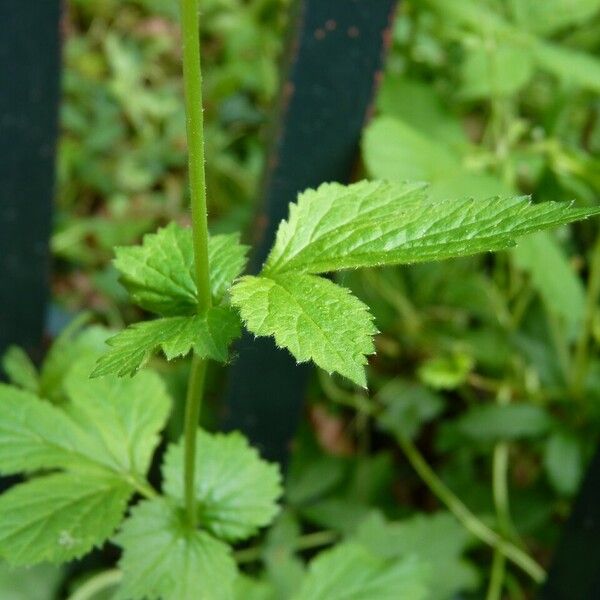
[43,0,600,597]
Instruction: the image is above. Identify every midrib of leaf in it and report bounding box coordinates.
[265,182,424,273]
[269,196,591,274]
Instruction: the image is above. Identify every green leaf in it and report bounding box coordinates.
[234,576,275,600]
[0,562,62,600]
[544,432,584,496]
[418,352,474,390]
[0,359,170,480]
[92,307,241,377]
[513,232,586,341]
[452,404,553,443]
[0,384,100,475]
[508,0,600,36]
[377,77,467,149]
[231,273,376,387]
[1,346,39,393]
[114,223,248,316]
[115,499,237,600]
[460,43,534,99]
[292,542,429,600]
[39,317,108,403]
[0,473,131,566]
[262,180,599,276]
[376,380,445,440]
[65,359,171,476]
[162,430,282,542]
[354,512,478,600]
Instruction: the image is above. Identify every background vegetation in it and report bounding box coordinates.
[3,0,600,597]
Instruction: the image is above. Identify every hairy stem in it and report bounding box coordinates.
[396,434,546,583]
[183,355,208,527]
[67,570,123,600]
[180,0,211,311]
[179,0,212,529]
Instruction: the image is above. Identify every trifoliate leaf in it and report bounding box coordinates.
[162,429,282,542]
[0,384,100,475]
[1,346,39,393]
[292,542,429,600]
[92,307,241,377]
[65,359,171,476]
[262,180,600,275]
[231,273,376,387]
[115,499,237,600]
[114,223,248,316]
[0,473,131,566]
[354,512,478,600]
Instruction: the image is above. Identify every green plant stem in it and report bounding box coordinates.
[179,0,213,530]
[183,355,208,527]
[234,530,339,564]
[487,439,510,600]
[180,0,211,311]
[396,434,546,584]
[487,550,507,600]
[67,570,123,600]
[571,235,600,396]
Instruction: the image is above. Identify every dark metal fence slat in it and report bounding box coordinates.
[221,0,397,464]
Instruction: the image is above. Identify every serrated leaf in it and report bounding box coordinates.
[0,384,100,475]
[64,359,171,476]
[92,307,241,377]
[162,429,282,542]
[114,223,248,316]
[231,273,376,387]
[263,180,599,276]
[39,317,108,403]
[0,473,131,566]
[354,513,478,600]
[0,360,170,480]
[1,346,39,393]
[115,499,237,600]
[292,542,429,600]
